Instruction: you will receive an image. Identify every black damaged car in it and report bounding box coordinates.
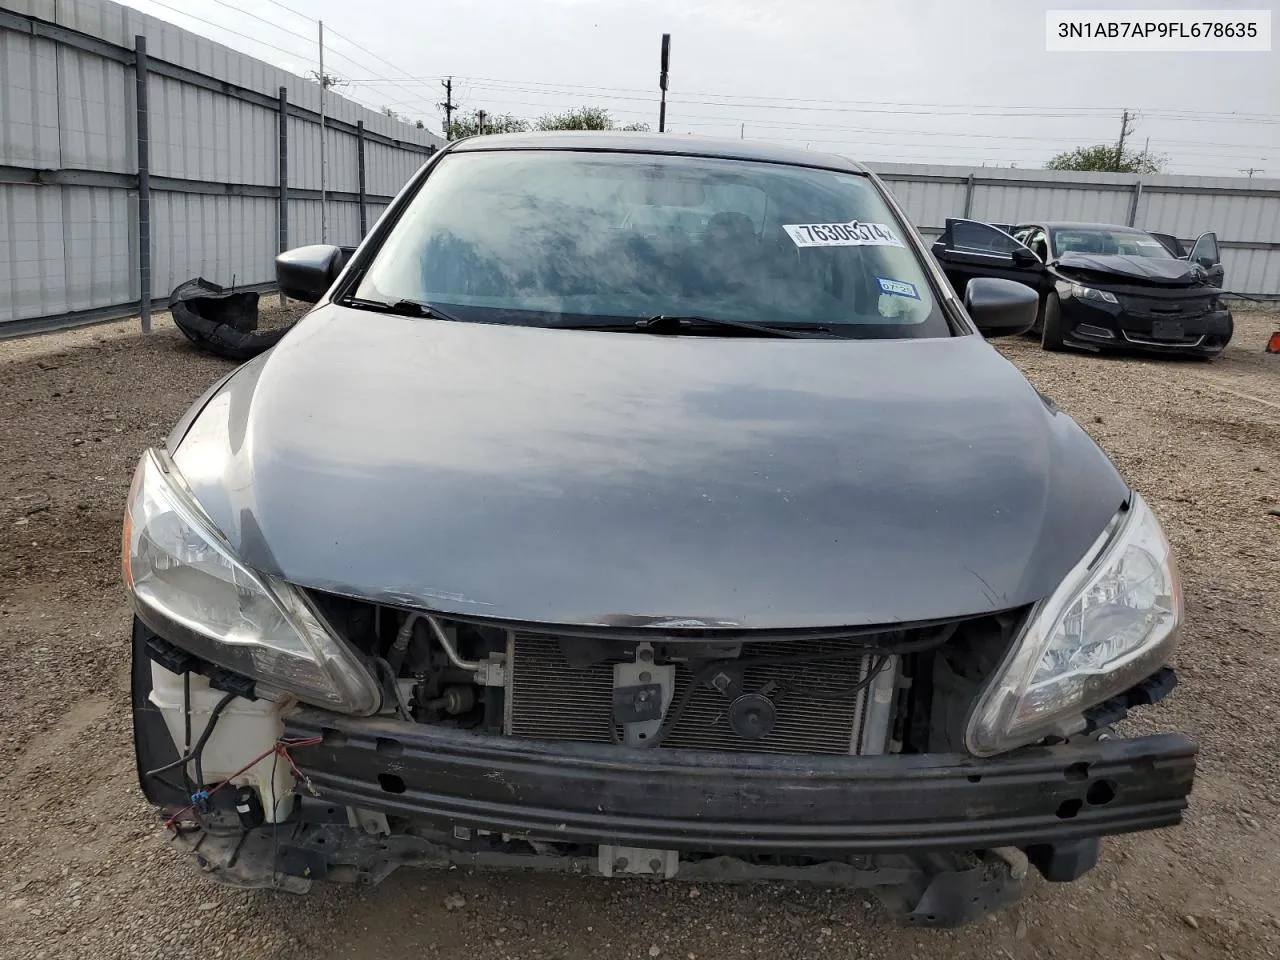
[932,219,1232,356]
[125,133,1196,927]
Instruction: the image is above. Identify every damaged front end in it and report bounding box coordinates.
[131,589,1195,927]
[1048,256,1233,354]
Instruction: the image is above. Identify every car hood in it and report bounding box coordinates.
[171,305,1128,629]
[1052,253,1208,286]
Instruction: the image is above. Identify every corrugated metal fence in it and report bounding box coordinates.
[3,2,1278,339]
[0,0,441,337]
[868,162,1280,299]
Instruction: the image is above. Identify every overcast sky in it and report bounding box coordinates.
[125,0,1279,176]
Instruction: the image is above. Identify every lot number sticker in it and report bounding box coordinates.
[783,221,904,249]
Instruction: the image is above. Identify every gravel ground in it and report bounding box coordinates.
[1,307,1277,960]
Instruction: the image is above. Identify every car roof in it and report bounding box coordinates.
[1032,221,1152,233]
[448,130,868,173]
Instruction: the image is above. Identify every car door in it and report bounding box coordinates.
[1188,232,1226,287]
[930,218,1044,298]
[1150,232,1187,259]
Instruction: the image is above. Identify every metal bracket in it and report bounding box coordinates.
[598,844,679,879]
[476,654,506,688]
[347,807,390,837]
[613,642,673,746]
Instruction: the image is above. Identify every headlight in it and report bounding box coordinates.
[123,448,381,715]
[966,493,1181,756]
[1066,282,1118,304]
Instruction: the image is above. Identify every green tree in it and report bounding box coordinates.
[533,107,650,132]
[445,109,530,140]
[534,106,615,131]
[1045,144,1166,174]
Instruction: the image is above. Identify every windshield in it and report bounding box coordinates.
[1051,227,1175,259]
[354,151,948,338]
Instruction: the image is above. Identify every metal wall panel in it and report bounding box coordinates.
[876,176,968,232]
[149,76,277,184]
[366,140,427,197]
[327,129,360,195]
[1219,247,1280,298]
[970,183,1134,226]
[0,184,67,320]
[56,46,135,173]
[62,185,134,311]
[287,199,363,249]
[0,32,61,168]
[150,192,276,293]
[3,0,55,18]
[1139,189,1280,243]
[285,115,321,192]
[1,0,440,330]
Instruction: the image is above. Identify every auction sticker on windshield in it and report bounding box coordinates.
[877,277,920,300]
[783,222,905,249]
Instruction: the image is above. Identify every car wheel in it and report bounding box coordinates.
[1040,293,1065,351]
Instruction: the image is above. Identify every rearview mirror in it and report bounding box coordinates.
[275,244,348,303]
[965,277,1038,337]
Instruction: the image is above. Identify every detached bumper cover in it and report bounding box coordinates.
[284,710,1197,855]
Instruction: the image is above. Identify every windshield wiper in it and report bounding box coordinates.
[636,315,838,339]
[339,296,465,324]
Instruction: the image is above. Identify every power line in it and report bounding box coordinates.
[369,91,1272,160]
[343,75,1280,123]
[190,0,442,125]
[377,87,1275,151]
[261,0,313,22]
[136,0,313,61]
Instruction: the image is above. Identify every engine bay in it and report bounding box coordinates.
[307,594,1028,757]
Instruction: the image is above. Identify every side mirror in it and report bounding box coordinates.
[1196,255,1216,268]
[965,277,1038,337]
[275,244,347,303]
[1011,247,1041,268]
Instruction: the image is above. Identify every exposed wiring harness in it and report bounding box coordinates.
[144,690,237,785]
[163,737,322,832]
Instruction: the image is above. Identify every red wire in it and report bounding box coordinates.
[163,737,323,831]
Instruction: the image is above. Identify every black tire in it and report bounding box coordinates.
[1040,292,1065,351]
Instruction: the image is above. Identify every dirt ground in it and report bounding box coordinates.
[1,306,1278,960]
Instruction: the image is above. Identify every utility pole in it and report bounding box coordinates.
[318,20,328,243]
[658,33,670,133]
[740,122,744,139]
[1239,167,1264,179]
[477,110,486,136]
[439,77,457,139]
[1115,108,1135,168]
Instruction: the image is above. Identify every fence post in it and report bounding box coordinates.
[278,86,288,304]
[1127,178,1143,227]
[357,120,367,237]
[962,173,976,218]
[134,35,152,333]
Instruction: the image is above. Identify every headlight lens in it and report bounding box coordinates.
[966,493,1181,756]
[1066,282,1119,304]
[123,448,381,715]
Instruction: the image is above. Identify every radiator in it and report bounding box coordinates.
[505,633,898,756]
